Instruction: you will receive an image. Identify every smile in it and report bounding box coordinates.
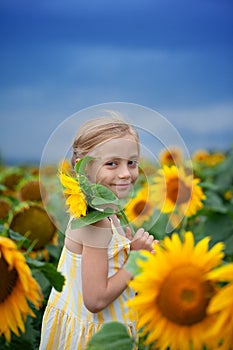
[112,183,131,188]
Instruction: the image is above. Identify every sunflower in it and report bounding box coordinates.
[153,165,206,217]
[18,178,47,202]
[127,231,225,350]
[0,168,23,195]
[205,152,225,167]
[192,149,209,162]
[159,147,183,166]
[207,263,233,349]
[0,197,11,220]
[192,150,225,167]
[9,203,57,250]
[124,185,155,227]
[0,236,43,342]
[59,172,87,218]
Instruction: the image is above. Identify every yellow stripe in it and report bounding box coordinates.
[78,290,83,318]
[77,327,85,350]
[57,247,66,270]
[41,307,50,337]
[113,247,119,272]
[87,309,93,323]
[85,323,95,347]
[126,285,131,301]
[49,288,62,307]
[97,310,104,323]
[62,253,76,314]
[109,303,117,321]
[66,316,76,350]
[118,294,127,323]
[46,310,59,349]
[123,246,128,264]
[70,254,77,313]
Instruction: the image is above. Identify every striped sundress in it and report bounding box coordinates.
[39,220,136,350]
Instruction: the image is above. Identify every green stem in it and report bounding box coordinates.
[118,210,135,235]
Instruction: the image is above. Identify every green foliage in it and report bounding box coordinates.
[86,322,135,350]
[71,208,113,228]
[26,257,65,292]
[0,316,40,350]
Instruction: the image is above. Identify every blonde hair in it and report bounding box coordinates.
[71,115,139,166]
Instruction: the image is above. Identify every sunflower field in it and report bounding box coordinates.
[0,146,233,350]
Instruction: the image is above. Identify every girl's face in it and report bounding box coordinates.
[87,135,139,199]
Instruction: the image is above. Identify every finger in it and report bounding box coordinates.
[142,231,150,238]
[133,228,145,239]
[125,226,134,240]
[147,235,154,243]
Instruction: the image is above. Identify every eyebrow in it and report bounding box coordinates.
[103,154,139,160]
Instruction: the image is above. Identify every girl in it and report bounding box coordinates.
[39,116,155,350]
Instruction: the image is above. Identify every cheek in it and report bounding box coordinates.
[132,168,139,183]
[95,170,110,184]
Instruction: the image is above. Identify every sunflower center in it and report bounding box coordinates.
[0,254,18,303]
[156,265,213,325]
[133,200,146,216]
[167,178,191,204]
[10,205,56,250]
[165,153,175,165]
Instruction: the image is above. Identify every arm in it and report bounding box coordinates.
[81,226,156,313]
[69,218,155,313]
[81,245,132,313]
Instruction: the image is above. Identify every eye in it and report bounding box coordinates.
[105,161,117,167]
[128,160,138,168]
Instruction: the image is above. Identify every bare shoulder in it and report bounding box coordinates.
[66,217,112,249]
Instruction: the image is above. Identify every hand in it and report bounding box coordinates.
[126,226,159,252]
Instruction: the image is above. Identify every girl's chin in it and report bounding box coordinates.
[112,189,133,200]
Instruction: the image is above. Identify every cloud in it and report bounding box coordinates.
[164,103,233,133]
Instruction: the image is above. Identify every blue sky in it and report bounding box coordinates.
[1,0,233,164]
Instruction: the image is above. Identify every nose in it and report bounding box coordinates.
[118,163,131,179]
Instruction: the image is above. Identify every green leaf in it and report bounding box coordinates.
[94,184,118,201]
[86,322,135,350]
[78,174,92,196]
[124,251,148,277]
[26,258,65,292]
[45,243,63,260]
[204,191,227,213]
[145,211,171,238]
[202,212,233,250]
[32,269,52,299]
[71,210,112,229]
[224,234,233,255]
[200,182,220,191]
[75,156,94,175]
[7,229,30,244]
